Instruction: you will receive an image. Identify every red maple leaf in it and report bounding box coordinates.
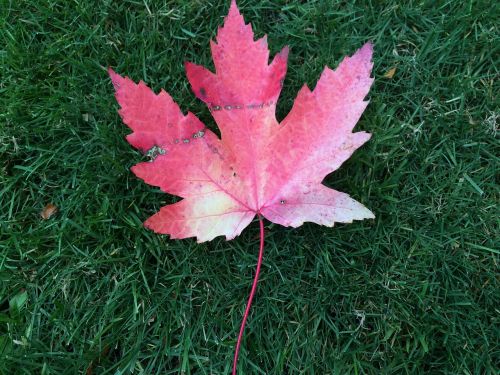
[110,2,374,243]
[109,1,374,371]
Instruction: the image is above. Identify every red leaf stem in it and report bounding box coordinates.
[232,215,265,374]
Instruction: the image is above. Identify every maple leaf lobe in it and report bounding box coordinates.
[110,1,374,242]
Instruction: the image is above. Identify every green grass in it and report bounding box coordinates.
[1,0,499,374]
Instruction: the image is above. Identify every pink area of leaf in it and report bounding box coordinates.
[109,1,374,243]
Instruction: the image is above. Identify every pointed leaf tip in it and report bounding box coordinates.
[279,45,290,59]
[108,68,126,91]
[108,67,118,80]
[225,0,244,27]
[357,42,374,61]
[229,0,240,16]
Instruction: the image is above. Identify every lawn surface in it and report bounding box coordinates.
[1,0,498,374]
